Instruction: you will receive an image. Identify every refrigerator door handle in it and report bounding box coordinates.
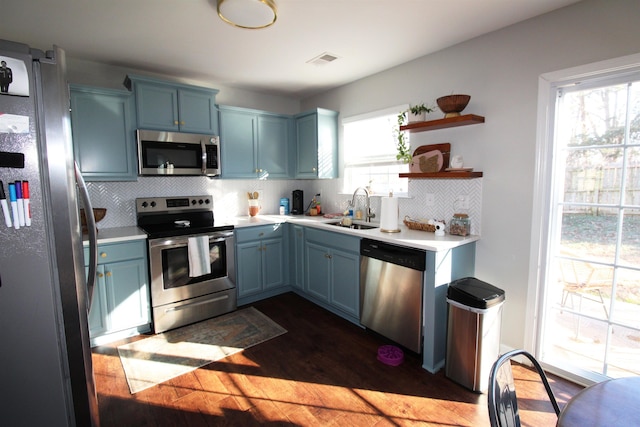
[74,162,97,309]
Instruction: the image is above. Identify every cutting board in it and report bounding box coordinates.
[410,143,451,173]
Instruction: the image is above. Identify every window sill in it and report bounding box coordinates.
[338,191,411,199]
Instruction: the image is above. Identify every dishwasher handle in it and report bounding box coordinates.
[360,238,426,271]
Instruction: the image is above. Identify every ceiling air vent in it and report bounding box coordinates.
[307,52,339,66]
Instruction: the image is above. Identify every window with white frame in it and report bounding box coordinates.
[343,105,409,196]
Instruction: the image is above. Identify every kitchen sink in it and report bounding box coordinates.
[326,220,379,230]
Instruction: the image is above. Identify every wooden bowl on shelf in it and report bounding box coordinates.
[436,95,471,118]
[80,208,106,234]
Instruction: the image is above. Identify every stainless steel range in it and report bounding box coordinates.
[136,195,236,333]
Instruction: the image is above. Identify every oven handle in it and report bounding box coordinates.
[149,232,234,250]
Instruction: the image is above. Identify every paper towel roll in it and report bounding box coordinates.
[380,196,400,232]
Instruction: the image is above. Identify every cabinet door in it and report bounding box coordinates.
[295,113,318,178]
[330,249,360,317]
[262,237,284,290]
[135,83,180,131]
[178,88,218,134]
[290,225,305,290]
[236,241,263,297]
[70,86,137,181]
[257,115,290,178]
[219,109,257,178]
[88,265,108,338]
[295,109,338,179]
[105,258,150,332]
[306,241,330,302]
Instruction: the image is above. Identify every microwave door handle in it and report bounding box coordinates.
[201,141,207,175]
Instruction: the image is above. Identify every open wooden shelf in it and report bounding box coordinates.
[399,171,483,179]
[400,114,485,132]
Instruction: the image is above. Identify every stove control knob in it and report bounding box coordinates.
[150,201,156,208]
[141,201,148,208]
[198,199,204,205]
[191,199,197,205]
[205,198,210,204]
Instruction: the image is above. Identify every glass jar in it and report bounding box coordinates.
[449,213,470,236]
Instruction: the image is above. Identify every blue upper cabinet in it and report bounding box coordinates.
[219,105,291,179]
[257,114,291,178]
[70,85,137,181]
[124,74,219,134]
[219,107,256,178]
[294,108,338,179]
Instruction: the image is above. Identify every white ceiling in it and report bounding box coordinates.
[3,0,581,99]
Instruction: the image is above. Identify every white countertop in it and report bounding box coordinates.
[86,216,479,252]
[82,226,148,246]
[223,214,479,252]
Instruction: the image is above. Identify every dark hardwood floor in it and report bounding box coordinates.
[92,292,583,426]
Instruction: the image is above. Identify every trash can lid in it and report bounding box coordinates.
[447,277,505,309]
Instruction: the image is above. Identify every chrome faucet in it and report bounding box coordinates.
[351,187,375,222]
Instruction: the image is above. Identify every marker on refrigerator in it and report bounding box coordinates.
[8,183,20,230]
[0,181,12,228]
[22,181,31,226]
[15,180,25,227]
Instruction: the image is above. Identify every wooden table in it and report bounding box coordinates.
[557,376,640,426]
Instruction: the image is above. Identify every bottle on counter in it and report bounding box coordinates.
[280,197,289,215]
[314,193,321,214]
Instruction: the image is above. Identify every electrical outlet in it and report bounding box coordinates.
[457,195,469,209]
[425,193,435,207]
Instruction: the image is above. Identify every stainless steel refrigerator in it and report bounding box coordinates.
[0,40,99,426]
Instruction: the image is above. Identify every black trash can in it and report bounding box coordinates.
[445,277,505,392]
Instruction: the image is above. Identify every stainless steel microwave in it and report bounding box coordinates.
[137,130,220,176]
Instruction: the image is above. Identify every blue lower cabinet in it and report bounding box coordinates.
[304,228,360,320]
[84,240,151,346]
[235,225,285,303]
[328,249,360,318]
[289,224,305,290]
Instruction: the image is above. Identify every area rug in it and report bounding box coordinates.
[117,307,287,394]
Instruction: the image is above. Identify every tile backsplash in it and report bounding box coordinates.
[88,176,482,235]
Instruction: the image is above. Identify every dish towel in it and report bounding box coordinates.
[188,236,211,277]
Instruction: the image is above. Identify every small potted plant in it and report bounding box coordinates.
[394,103,436,163]
[406,103,436,123]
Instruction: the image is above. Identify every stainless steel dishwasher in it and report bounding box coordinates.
[360,239,426,353]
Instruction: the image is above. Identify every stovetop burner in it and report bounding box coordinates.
[136,195,233,239]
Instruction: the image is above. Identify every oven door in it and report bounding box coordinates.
[148,230,236,308]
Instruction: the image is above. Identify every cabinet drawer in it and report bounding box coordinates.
[305,227,360,253]
[83,240,146,266]
[235,224,284,243]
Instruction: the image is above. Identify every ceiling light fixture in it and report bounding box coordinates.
[217,0,277,30]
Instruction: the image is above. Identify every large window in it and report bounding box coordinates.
[342,105,409,195]
[537,71,640,383]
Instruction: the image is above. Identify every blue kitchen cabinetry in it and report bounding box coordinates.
[289,224,305,291]
[422,241,476,373]
[83,239,151,347]
[304,227,360,321]
[69,85,137,181]
[235,224,286,305]
[124,74,219,134]
[294,108,338,179]
[219,105,292,179]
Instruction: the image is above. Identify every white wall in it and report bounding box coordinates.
[301,0,640,350]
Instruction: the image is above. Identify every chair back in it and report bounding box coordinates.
[487,349,560,427]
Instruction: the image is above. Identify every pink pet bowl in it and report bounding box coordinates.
[377,345,404,366]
